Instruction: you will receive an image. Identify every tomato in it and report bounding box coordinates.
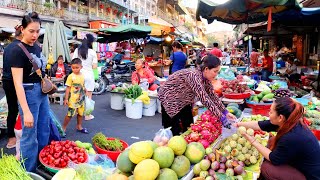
[74,147,80,152]
[60,141,66,146]
[68,153,76,160]
[49,149,54,155]
[42,157,48,162]
[62,147,66,152]
[66,140,70,144]
[40,152,45,158]
[53,153,60,159]
[54,158,60,166]
[71,141,77,147]
[50,141,56,145]
[77,152,84,158]
[63,156,69,162]
[60,161,67,167]
[65,144,70,149]
[77,156,84,163]
[79,148,85,153]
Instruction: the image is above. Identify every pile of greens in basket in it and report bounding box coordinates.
[92,133,124,151]
[124,85,142,101]
[0,149,32,180]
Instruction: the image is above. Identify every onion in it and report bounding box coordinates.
[217,169,225,173]
[219,156,227,163]
[208,169,216,177]
[211,161,220,171]
[219,163,226,170]
[238,161,245,167]
[234,165,244,175]
[225,160,233,168]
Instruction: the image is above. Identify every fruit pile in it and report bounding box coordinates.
[273,88,295,98]
[184,110,222,148]
[192,126,266,179]
[192,151,246,179]
[249,90,274,103]
[221,79,251,94]
[218,127,263,166]
[115,136,207,180]
[242,115,268,122]
[39,140,87,168]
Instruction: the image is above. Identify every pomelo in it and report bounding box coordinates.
[167,136,187,155]
[152,146,175,168]
[170,155,190,178]
[117,149,135,173]
[184,142,205,164]
[134,159,160,180]
[156,168,178,180]
[129,141,153,164]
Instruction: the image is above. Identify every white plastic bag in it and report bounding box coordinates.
[153,127,173,146]
[84,97,95,115]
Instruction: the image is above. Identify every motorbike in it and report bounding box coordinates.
[93,59,135,95]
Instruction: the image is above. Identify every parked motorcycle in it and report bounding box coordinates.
[93,60,135,95]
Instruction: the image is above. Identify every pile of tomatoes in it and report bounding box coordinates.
[39,140,87,168]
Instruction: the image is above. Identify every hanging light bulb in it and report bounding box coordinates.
[165,35,172,42]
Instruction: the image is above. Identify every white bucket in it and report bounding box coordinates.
[157,99,162,113]
[110,93,124,110]
[143,98,157,116]
[125,98,143,119]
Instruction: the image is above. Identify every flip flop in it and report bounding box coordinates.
[77,128,89,134]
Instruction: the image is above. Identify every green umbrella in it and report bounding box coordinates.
[59,21,71,62]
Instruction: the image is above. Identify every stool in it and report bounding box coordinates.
[50,92,65,105]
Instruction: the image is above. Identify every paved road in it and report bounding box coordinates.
[0,89,163,155]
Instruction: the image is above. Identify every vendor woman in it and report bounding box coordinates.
[131,58,159,91]
[235,97,320,180]
[158,54,236,135]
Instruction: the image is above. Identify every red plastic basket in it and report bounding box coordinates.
[246,101,272,116]
[94,137,129,161]
[145,57,153,62]
[223,92,251,99]
[312,130,320,141]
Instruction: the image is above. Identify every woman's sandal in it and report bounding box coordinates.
[77,128,89,134]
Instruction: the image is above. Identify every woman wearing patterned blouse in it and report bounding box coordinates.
[158,54,236,135]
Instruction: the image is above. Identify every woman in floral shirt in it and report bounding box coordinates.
[158,54,236,135]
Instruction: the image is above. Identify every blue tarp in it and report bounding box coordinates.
[273,8,320,26]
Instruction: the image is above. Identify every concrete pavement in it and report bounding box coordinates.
[0,89,163,155]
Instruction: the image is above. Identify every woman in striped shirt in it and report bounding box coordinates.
[158,54,236,135]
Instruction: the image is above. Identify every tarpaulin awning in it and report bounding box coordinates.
[148,16,173,36]
[196,0,300,24]
[99,24,152,33]
[98,24,152,42]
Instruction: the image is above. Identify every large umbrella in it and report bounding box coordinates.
[51,19,71,63]
[42,23,51,59]
[196,0,300,24]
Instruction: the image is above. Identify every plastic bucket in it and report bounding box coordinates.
[110,93,124,110]
[143,98,157,116]
[157,99,162,113]
[125,98,143,119]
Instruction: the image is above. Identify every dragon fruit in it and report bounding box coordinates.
[189,132,200,142]
[200,129,211,140]
[199,139,210,148]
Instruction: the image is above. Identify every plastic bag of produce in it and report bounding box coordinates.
[153,127,173,146]
[88,154,115,169]
[68,162,114,180]
[84,97,95,115]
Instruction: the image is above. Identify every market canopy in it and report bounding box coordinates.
[99,24,152,33]
[98,24,152,42]
[196,0,300,24]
